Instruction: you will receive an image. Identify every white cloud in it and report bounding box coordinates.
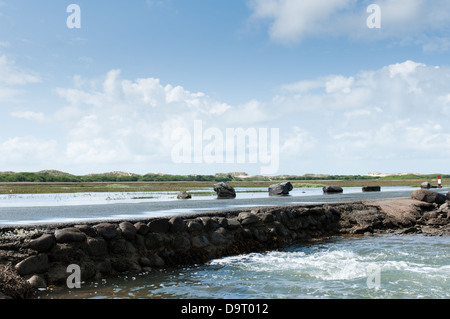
[280,127,316,155]
[248,0,450,49]
[276,60,450,167]
[10,111,45,122]
[0,55,41,85]
[2,60,449,175]
[248,0,353,44]
[325,75,354,94]
[388,60,425,78]
[0,136,57,165]
[54,69,235,169]
[0,54,41,102]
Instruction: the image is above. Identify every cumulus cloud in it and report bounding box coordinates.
[57,60,450,173]
[54,70,235,170]
[266,59,450,173]
[2,59,449,175]
[248,0,450,49]
[0,136,57,165]
[0,55,41,102]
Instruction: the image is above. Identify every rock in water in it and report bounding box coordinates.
[268,182,293,196]
[213,182,236,199]
[421,182,431,189]
[362,186,381,192]
[323,186,343,193]
[177,191,192,199]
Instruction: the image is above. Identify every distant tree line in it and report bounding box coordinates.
[0,172,231,183]
[0,172,447,183]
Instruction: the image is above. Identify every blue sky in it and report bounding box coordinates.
[1,0,450,176]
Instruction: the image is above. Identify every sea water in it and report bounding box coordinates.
[37,234,449,299]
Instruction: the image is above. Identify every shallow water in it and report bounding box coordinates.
[1,186,425,226]
[0,186,416,207]
[36,234,450,299]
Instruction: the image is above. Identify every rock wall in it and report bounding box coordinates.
[0,196,449,298]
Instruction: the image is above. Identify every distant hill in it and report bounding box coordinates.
[38,170,74,176]
[87,171,139,177]
[0,170,447,183]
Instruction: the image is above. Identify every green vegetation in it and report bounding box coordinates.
[0,172,221,183]
[291,183,325,188]
[378,174,450,180]
[0,170,446,195]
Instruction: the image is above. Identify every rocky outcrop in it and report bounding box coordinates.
[323,186,343,193]
[411,189,446,205]
[0,190,449,298]
[213,182,236,199]
[268,182,293,196]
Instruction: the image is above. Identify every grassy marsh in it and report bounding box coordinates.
[0,178,435,195]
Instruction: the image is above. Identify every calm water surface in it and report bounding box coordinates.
[36,235,450,299]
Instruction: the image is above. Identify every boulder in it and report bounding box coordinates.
[109,238,136,255]
[86,237,108,257]
[268,182,293,196]
[213,182,236,199]
[187,220,203,233]
[74,225,97,237]
[362,186,381,192]
[134,222,150,235]
[27,274,47,289]
[191,235,209,248]
[54,228,86,243]
[169,216,186,233]
[94,223,119,240]
[323,186,343,193]
[421,182,431,189]
[237,212,259,225]
[147,219,170,233]
[177,191,192,199]
[447,191,450,202]
[226,219,241,229]
[29,234,55,252]
[411,189,446,205]
[119,221,137,241]
[147,254,166,268]
[210,230,228,246]
[199,217,219,232]
[15,254,49,276]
